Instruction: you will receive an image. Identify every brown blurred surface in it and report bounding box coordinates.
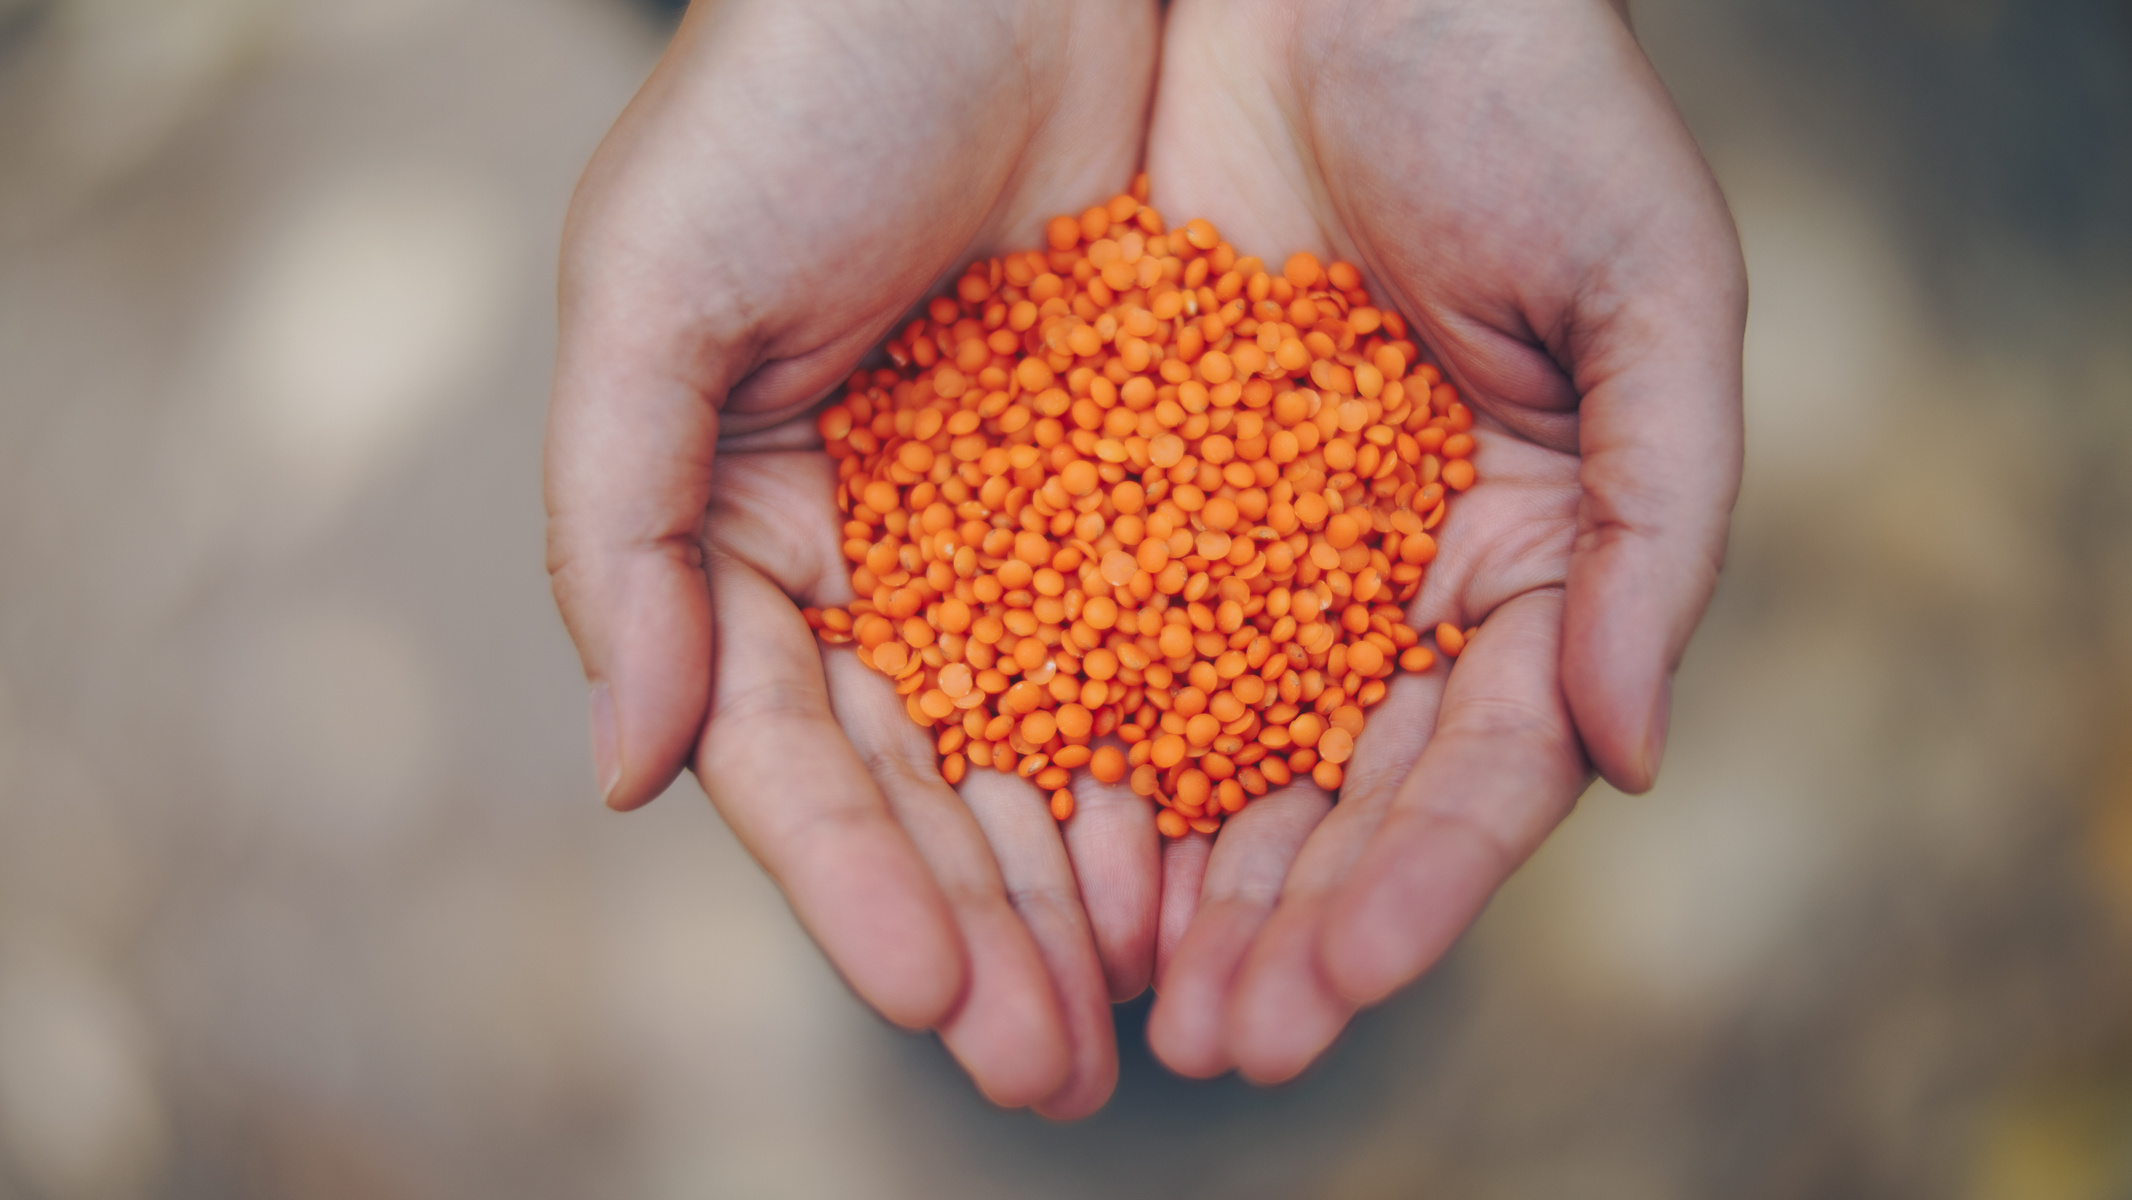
[2,0,2130,1196]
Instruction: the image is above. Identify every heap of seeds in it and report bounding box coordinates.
[803,176,1477,837]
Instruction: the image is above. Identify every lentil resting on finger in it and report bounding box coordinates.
[802,175,1479,836]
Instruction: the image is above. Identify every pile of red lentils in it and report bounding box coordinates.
[804,176,1477,838]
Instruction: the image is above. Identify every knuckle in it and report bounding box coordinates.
[1005,881,1084,924]
[856,739,949,800]
[1438,694,1573,751]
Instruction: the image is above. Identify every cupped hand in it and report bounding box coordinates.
[544,0,1161,1115]
[1141,0,1746,1081]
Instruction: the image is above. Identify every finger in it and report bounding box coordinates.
[1144,0,1332,265]
[959,770,1120,1121]
[1319,589,1589,1007]
[544,272,726,813]
[692,550,964,1031]
[707,453,1079,1106]
[700,451,853,603]
[709,449,1084,1106]
[1561,203,1747,792]
[1059,763,1160,1002]
[820,652,1075,1111]
[1229,894,1358,1084]
[1218,665,1447,1083]
[1154,831,1212,984]
[1145,785,1328,1080]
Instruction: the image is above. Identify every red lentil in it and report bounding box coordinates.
[803,177,1478,832]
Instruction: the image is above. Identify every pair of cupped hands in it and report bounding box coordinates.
[545,0,1744,1117]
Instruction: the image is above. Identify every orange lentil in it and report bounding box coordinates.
[1022,710,1058,746]
[1090,745,1128,784]
[871,641,909,674]
[1346,640,1385,677]
[1288,712,1325,749]
[809,195,1476,830]
[1317,727,1355,765]
[1151,733,1188,769]
[1056,703,1094,740]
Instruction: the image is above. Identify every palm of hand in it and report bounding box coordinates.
[1137,0,1744,1079]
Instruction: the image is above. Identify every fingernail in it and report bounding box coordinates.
[589,682,621,806]
[1641,677,1673,789]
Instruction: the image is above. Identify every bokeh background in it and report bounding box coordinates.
[3,0,2130,1196]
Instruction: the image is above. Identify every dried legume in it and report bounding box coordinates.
[803,176,1479,834]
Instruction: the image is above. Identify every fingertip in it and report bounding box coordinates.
[1034,1048,1118,1122]
[599,749,669,812]
[1149,1040,1228,1081]
[1108,969,1151,1006]
[1143,971,1202,1070]
[559,545,716,812]
[1316,902,1407,1008]
[779,810,967,1033]
[934,913,1074,1112]
[868,918,968,1033]
[596,702,685,812]
[839,862,968,1032]
[589,682,621,803]
[1637,674,1673,792]
[1225,909,1355,1085]
[1560,558,1675,795]
[1146,1021,1229,1081]
[1234,1051,1315,1088]
[1103,966,1152,1007]
[965,1030,1072,1112]
[1317,823,1498,1008]
[594,689,695,812]
[1228,979,1343,1086]
[1145,901,1252,1080]
[1560,625,1663,796]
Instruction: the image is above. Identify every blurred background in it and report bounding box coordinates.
[2,0,2129,1195]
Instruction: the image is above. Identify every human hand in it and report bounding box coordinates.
[1140,0,1746,1080]
[544,0,1160,1115]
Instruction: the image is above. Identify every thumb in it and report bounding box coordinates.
[1560,255,1746,793]
[544,286,729,811]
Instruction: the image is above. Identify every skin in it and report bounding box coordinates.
[1142,0,1745,1082]
[547,0,1744,1106]
[544,0,1162,1117]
